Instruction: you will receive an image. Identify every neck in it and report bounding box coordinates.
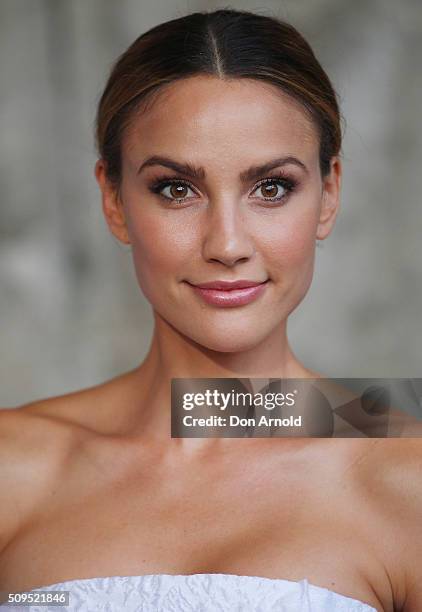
[123,313,319,449]
[149,312,316,377]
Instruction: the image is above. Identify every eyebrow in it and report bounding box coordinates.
[137,155,309,181]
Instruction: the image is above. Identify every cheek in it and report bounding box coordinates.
[262,204,319,275]
[126,207,195,297]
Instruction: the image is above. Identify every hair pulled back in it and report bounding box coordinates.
[96,8,342,185]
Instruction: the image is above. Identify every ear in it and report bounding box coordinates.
[316,156,342,240]
[95,160,131,245]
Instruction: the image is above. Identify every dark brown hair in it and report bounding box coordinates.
[96,8,342,186]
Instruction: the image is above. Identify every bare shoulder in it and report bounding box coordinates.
[357,439,422,612]
[0,404,77,555]
[0,369,138,553]
[17,367,142,435]
[366,439,422,524]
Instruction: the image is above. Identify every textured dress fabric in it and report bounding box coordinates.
[6,573,378,611]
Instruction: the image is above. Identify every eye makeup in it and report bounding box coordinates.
[146,171,300,206]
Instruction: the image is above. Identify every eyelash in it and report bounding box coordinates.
[147,173,299,206]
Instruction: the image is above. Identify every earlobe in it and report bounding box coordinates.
[316,157,341,241]
[95,160,131,245]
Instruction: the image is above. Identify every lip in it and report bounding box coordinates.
[186,279,269,307]
[190,279,267,290]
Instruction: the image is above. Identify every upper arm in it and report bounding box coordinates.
[0,406,69,554]
[357,439,422,612]
[401,444,422,612]
[374,440,422,612]
[0,408,32,552]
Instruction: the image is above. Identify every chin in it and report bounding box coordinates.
[184,326,271,354]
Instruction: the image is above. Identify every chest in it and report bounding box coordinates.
[0,444,390,611]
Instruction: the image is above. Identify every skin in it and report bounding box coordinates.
[0,75,421,611]
[95,75,341,442]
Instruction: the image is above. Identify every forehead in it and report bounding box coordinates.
[123,75,319,170]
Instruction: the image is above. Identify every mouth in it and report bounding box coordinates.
[185,280,269,308]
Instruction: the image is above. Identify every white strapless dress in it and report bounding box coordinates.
[8,573,378,611]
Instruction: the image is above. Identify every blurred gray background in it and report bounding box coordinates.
[1,0,421,407]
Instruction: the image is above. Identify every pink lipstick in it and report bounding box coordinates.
[186,279,269,307]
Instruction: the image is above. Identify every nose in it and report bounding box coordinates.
[201,199,255,267]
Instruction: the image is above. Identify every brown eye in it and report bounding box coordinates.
[260,183,280,198]
[150,179,197,203]
[252,177,295,203]
[168,183,189,199]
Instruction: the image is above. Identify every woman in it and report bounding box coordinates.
[0,8,421,612]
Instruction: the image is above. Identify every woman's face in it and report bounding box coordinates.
[97,75,341,352]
